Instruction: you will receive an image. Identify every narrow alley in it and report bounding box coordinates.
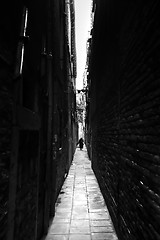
[1,0,160,240]
[44,146,118,240]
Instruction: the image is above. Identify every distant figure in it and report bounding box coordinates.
[77,138,84,150]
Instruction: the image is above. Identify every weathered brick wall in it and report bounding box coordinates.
[0,1,19,237]
[0,87,12,240]
[55,125,69,198]
[14,130,39,240]
[89,1,160,240]
[54,92,77,199]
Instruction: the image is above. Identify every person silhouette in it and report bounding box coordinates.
[77,138,84,150]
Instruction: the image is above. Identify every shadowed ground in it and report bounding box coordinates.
[45,146,118,240]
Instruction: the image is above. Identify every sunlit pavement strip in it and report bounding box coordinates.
[45,146,118,240]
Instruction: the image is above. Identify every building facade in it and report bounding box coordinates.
[0,0,77,239]
[86,1,160,239]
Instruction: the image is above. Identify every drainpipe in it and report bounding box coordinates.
[68,80,72,168]
[43,0,53,233]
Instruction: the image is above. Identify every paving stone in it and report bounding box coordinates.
[72,208,88,215]
[44,147,118,240]
[73,200,88,206]
[71,212,89,219]
[89,212,110,220]
[69,234,91,240]
[70,226,90,234]
[91,226,114,233]
[70,219,90,228]
[52,218,71,223]
[90,220,112,227]
[55,212,72,219]
[45,235,68,240]
[49,224,70,234]
[56,208,73,213]
[91,233,118,240]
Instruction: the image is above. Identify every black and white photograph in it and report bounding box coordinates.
[0,1,160,239]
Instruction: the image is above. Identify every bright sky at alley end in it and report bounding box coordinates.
[75,0,92,90]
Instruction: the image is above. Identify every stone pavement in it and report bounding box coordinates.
[45,146,118,240]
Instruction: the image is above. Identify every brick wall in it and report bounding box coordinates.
[88,1,160,239]
[14,131,39,240]
[0,87,12,240]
